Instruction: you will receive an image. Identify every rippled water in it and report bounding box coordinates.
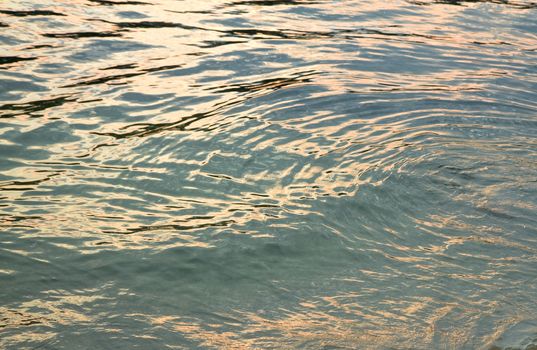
[1,0,537,348]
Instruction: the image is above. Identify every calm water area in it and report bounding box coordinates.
[1,0,537,348]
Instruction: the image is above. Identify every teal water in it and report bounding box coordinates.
[1,0,537,348]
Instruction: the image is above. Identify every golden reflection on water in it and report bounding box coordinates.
[142,300,500,349]
[1,0,537,349]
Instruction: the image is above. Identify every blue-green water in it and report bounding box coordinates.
[1,0,537,348]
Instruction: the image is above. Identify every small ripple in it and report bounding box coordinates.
[61,64,181,88]
[408,0,537,9]
[0,10,65,17]
[42,31,123,39]
[88,0,151,5]
[1,0,536,348]
[0,56,37,66]
[0,95,77,118]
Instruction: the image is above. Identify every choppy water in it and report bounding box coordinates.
[1,0,537,348]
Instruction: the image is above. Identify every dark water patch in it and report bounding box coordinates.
[166,10,214,14]
[22,44,55,50]
[224,0,328,7]
[102,219,236,235]
[212,26,450,44]
[0,56,37,66]
[0,10,65,17]
[0,177,55,191]
[88,0,151,5]
[98,19,200,31]
[207,70,318,93]
[42,31,123,39]
[0,95,77,118]
[92,110,223,138]
[196,40,248,49]
[61,64,181,88]
[99,63,138,70]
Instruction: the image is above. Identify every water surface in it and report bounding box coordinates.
[1,0,537,348]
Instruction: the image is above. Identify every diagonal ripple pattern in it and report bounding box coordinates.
[1,0,537,349]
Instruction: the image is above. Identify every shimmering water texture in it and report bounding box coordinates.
[1,0,537,348]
